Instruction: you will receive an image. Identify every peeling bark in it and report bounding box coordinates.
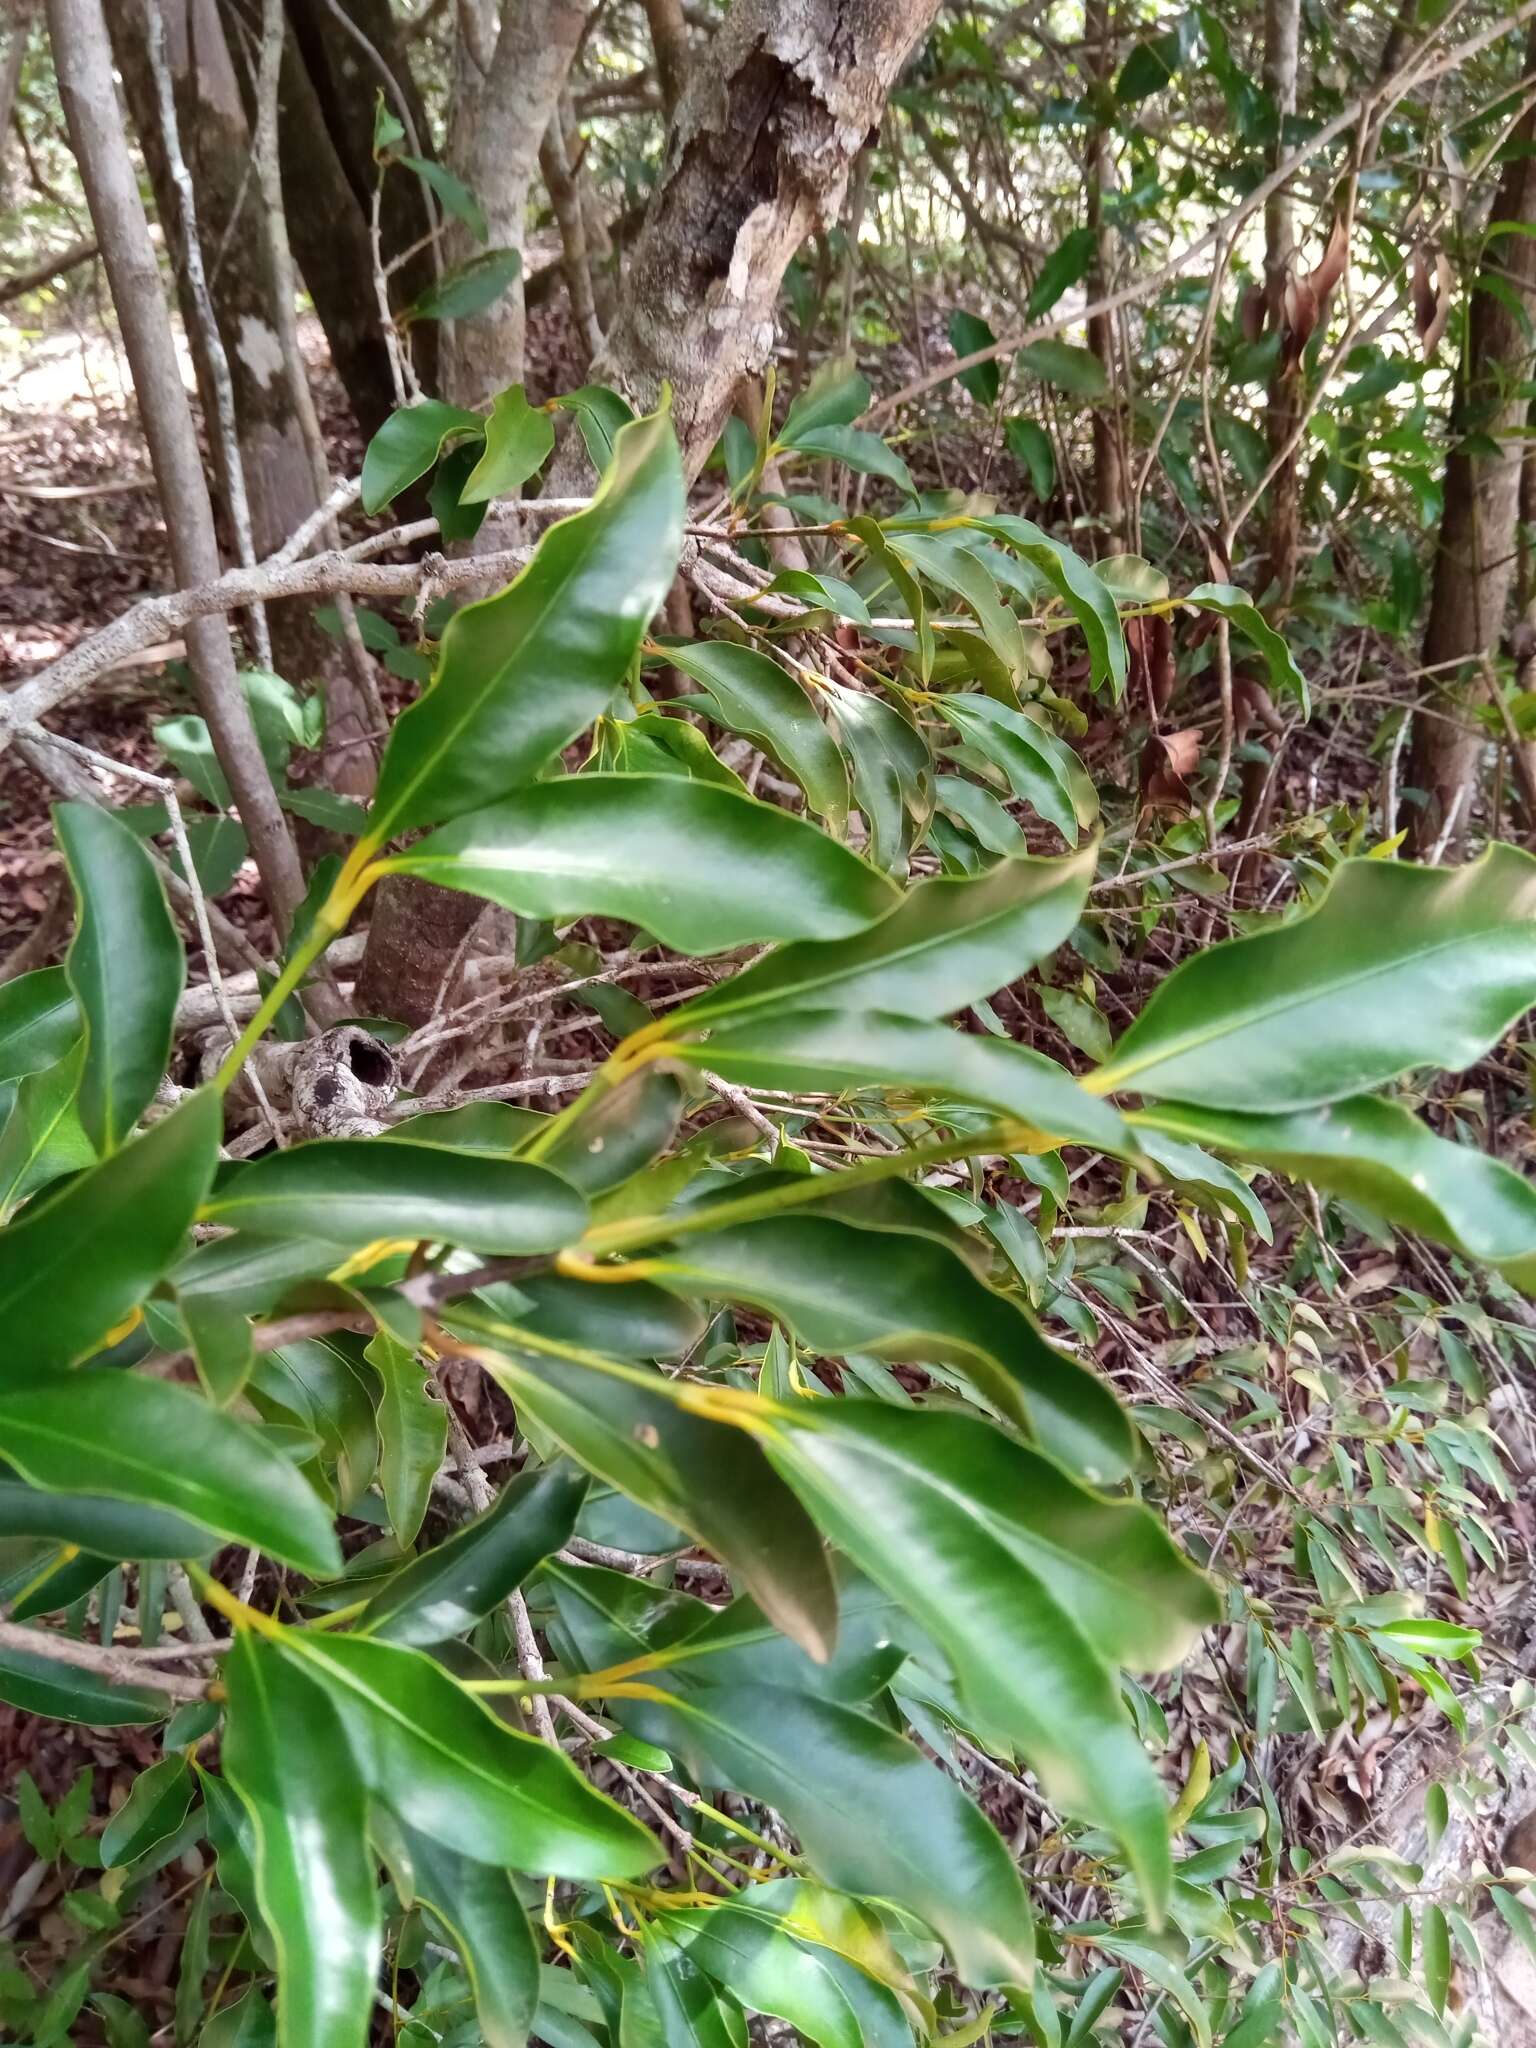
[555,0,941,487]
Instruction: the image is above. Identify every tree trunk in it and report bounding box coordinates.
[641,0,689,120]
[552,0,941,489]
[1261,0,1302,605]
[110,0,378,799]
[213,0,406,441]
[47,0,306,931]
[439,0,597,407]
[1407,21,1536,856]
[1085,0,1126,551]
[355,0,598,1027]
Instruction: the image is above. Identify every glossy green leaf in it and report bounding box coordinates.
[779,358,870,440]
[398,156,487,241]
[0,1637,170,1724]
[56,802,184,1155]
[1183,583,1309,714]
[825,683,932,874]
[947,309,1001,404]
[892,531,1028,683]
[406,245,521,323]
[366,1331,447,1549]
[360,399,484,514]
[0,1371,341,1576]
[681,1008,1132,1153]
[204,1139,586,1253]
[963,514,1127,697]
[1016,339,1109,400]
[553,383,636,474]
[644,1931,749,2048]
[657,1883,915,2048]
[382,776,898,954]
[631,1683,1036,1991]
[278,1630,658,1877]
[1027,228,1096,319]
[0,1042,93,1218]
[383,1821,539,2048]
[673,844,1095,1027]
[1422,1902,1451,2014]
[1132,1125,1272,1241]
[945,697,1098,846]
[649,1212,1135,1480]
[1135,1093,1536,1285]
[785,424,916,497]
[101,1754,194,1868]
[223,1634,381,2048]
[367,406,683,840]
[666,640,850,831]
[460,383,556,503]
[0,1475,211,1560]
[764,1400,1218,1915]
[470,1336,837,1660]
[0,1088,219,1379]
[0,967,79,1082]
[1095,846,1536,1109]
[361,1462,587,1645]
[1005,418,1056,500]
[848,517,934,680]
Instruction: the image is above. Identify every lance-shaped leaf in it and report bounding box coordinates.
[360,397,484,513]
[366,406,684,842]
[101,1754,196,1868]
[0,1474,212,1561]
[367,1331,446,1548]
[962,514,1127,698]
[763,1400,1218,1916]
[0,1638,171,1725]
[470,1336,837,1661]
[666,639,850,831]
[670,845,1095,1028]
[1093,846,1536,1110]
[891,530,1027,681]
[222,1635,381,2048]
[943,695,1097,845]
[360,1461,588,1645]
[380,776,898,954]
[381,1821,539,2048]
[1133,1126,1272,1241]
[627,1683,1036,1992]
[0,967,79,1082]
[204,1140,586,1253]
[278,1631,658,1877]
[1182,584,1309,715]
[56,802,185,1154]
[649,1214,1135,1482]
[0,1371,341,1576]
[657,1883,916,2048]
[0,1042,94,1219]
[1134,1094,1536,1289]
[0,1088,220,1381]
[644,1932,750,2048]
[825,684,932,873]
[677,1009,1133,1154]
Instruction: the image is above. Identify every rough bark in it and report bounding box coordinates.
[1407,22,1536,855]
[1085,0,1126,550]
[1261,0,1302,605]
[111,0,378,797]
[552,0,941,488]
[46,0,306,929]
[440,0,597,406]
